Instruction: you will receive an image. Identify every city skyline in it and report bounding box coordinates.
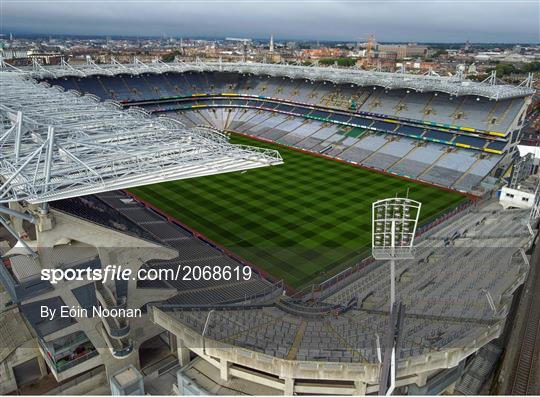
[1,0,539,44]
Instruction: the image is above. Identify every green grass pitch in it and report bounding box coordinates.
[130,133,467,287]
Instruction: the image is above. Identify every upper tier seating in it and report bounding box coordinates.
[47,72,525,134]
[44,72,518,192]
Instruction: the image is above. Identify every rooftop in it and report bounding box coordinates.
[112,365,142,387]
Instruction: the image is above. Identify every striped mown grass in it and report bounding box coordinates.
[130,133,466,287]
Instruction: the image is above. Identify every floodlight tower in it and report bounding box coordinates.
[372,197,421,308]
[372,196,421,395]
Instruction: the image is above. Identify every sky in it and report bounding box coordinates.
[1,0,539,43]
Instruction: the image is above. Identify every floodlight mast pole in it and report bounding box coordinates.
[389,220,396,397]
[390,221,395,313]
[372,197,421,396]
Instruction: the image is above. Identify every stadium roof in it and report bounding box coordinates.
[17,58,535,101]
[0,72,282,204]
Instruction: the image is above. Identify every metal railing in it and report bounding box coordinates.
[39,338,99,373]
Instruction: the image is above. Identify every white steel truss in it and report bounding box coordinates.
[7,57,534,101]
[0,72,282,204]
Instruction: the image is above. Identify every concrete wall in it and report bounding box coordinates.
[152,307,505,395]
[0,339,46,395]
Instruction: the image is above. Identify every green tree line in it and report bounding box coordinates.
[490,61,540,77]
[318,58,357,67]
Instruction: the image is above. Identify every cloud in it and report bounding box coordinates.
[1,0,539,43]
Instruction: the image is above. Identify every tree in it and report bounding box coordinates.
[522,62,540,73]
[493,63,517,77]
[161,52,179,63]
[433,50,448,57]
[318,57,356,67]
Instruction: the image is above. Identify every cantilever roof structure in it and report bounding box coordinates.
[21,58,535,101]
[0,72,282,204]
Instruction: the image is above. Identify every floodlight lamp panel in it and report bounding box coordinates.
[371,197,422,259]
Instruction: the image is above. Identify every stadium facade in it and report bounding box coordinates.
[0,60,537,395]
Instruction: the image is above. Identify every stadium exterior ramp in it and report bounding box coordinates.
[0,71,282,205]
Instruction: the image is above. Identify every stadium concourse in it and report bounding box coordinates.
[0,60,537,395]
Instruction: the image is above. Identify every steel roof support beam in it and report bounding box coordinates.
[0,72,283,204]
[14,111,23,162]
[0,216,37,257]
[0,205,38,224]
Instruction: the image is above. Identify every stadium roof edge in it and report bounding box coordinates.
[0,72,283,204]
[10,59,535,101]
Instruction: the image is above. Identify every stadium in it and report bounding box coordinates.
[0,59,538,395]
[40,61,530,286]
